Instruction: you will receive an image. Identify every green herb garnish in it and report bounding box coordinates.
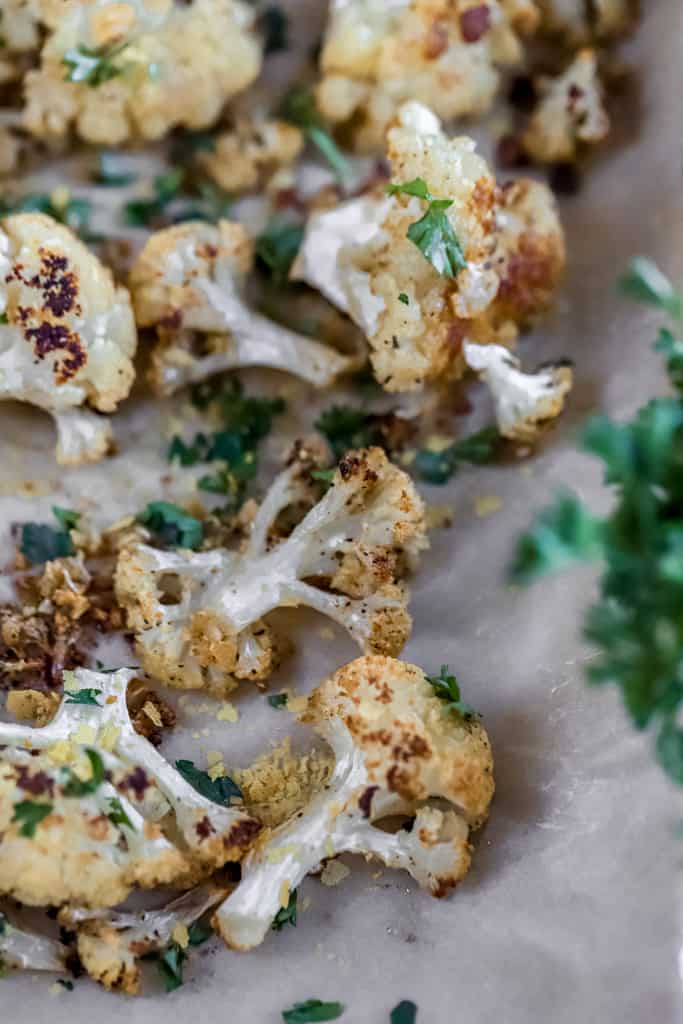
[19,502,82,564]
[124,169,184,226]
[282,999,344,1023]
[414,426,501,484]
[315,406,379,459]
[511,259,683,784]
[156,942,187,993]
[52,506,80,531]
[425,665,479,719]
[268,692,289,709]
[107,797,134,830]
[63,42,128,87]
[64,688,102,706]
[62,749,106,797]
[281,88,350,183]
[175,759,242,805]
[398,292,409,305]
[137,501,204,550]
[255,220,304,283]
[12,800,53,838]
[272,888,297,930]
[387,178,466,277]
[57,979,74,991]
[391,1002,418,1024]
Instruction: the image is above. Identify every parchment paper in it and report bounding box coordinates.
[0,2,681,1021]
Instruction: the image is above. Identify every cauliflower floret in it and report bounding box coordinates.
[214,654,494,950]
[523,49,610,164]
[536,0,635,43]
[294,102,564,392]
[60,884,223,994]
[0,1,42,84]
[197,116,303,194]
[316,0,539,152]
[0,667,260,908]
[0,213,137,463]
[23,0,261,145]
[128,218,357,396]
[464,340,573,441]
[115,447,428,694]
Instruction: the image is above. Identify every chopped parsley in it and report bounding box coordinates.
[64,688,102,706]
[272,888,297,930]
[19,504,80,564]
[175,759,242,806]
[57,979,74,992]
[398,292,410,305]
[107,797,134,831]
[0,193,93,238]
[0,312,8,324]
[63,42,129,87]
[62,749,106,798]
[510,259,683,784]
[137,501,204,550]
[155,918,212,993]
[261,5,289,55]
[255,220,304,283]
[12,800,53,838]
[282,999,345,1023]
[281,88,350,184]
[267,692,289,709]
[387,178,466,277]
[414,426,501,484]
[425,665,479,719]
[391,1002,418,1024]
[124,169,184,226]
[315,406,380,459]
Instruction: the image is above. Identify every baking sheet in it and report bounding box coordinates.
[1,2,682,1020]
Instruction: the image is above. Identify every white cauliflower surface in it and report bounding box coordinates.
[115,447,428,693]
[129,219,357,396]
[0,213,137,464]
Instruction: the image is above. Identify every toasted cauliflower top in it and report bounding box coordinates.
[23,0,262,144]
[316,0,539,151]
[297,102,564,392]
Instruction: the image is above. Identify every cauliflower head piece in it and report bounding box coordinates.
[522,49,610,164]
[115,446,428,694]
[129,218,356,396]
[0,0,42,84]
[197,116,304,194]
[0,213,137,463]
[23,0,262,145]
[0,667,260,909]
[464,340,573,441]
[214,654,494,950]
[316,0,539,151]
[294,102,565,392]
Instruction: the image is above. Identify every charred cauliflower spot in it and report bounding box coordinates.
[316,0,539,151]
[0,213,137,463]
[23,0,262,145]
[214,654,494,950]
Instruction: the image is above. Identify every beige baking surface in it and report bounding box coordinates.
[0,2,682,1021]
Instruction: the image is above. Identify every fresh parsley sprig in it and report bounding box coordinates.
[137,501,204,550]
[19,506,80,564]
[387,178,466,277]
[282,999,344,1023]
[414,426,501,484]
[175,759,242,806]
[425,666,479,719]
[281,88,350,184]
[272,888,297,930]
[63,42,129,87]
[510,259,683,784]
[12,800,53,838]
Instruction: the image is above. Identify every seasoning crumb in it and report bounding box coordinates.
[474,495,502,518]
[320,860,351,887]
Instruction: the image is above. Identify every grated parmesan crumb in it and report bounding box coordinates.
[234,738,333,829]
[320,859,351,887]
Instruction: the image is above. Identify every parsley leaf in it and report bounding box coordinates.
[387,178,466,277]
[398,292,409,305]
[107,797,134,830]
[414,426,501,484]
[157,942,187,993]
[281,88,350,184]
[268,692,289,709]
[511,261,683,785]
[272,888,297,930]
[175,759,242,805]
[52,506,80,531]
[62,749,106,797]
[137,501,204,550]
[12,800,53,837]
[124,169,184,226]
[63,42,128,87]
[391,1002,418,1024]
[64,688,102,706]
[19,503,81,564]
[315,406,379,459]
[187,920,213,946]
[425,666,479,719]
[255,220,304,282]
[282,999,344,1023]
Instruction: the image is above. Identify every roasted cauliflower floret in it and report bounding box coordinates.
[0,213,137,463]
[523,49,610,164]
[115,447,428,694]
[61,884,223,994]
[197,116,304,194]
[128,218,356,396]
[316,0,539,152]
[0,667,260,908]
[294,102,564,392]
[0,0,42,84]
[536,0,636,43]
[23,0,262,145]
[464,340,573,441]
[214,654,494,950]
